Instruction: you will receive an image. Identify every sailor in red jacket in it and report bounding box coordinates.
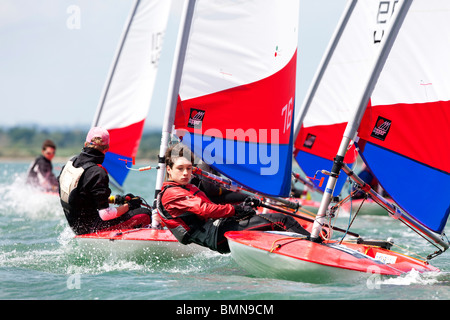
[156,144,309,253]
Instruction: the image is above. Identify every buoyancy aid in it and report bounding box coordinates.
[156,184,207,245]
[59,157,97,212]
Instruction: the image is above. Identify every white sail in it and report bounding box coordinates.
[226,0,448,281]
[357,0,450,245]
[93,0,171,186]
[155,0,299,197]
[308,0,412,240]
[293,0,401,195]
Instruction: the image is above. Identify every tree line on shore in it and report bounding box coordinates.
[0,126,162,160]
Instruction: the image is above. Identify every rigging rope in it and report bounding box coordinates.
[269,236,308,253]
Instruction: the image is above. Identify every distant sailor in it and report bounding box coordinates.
[26,139,59,192]
[58,127,151,235]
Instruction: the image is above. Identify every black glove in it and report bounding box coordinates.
[244,197,261,208]
[233,203,256,220]
[124,193,135,201]
[127,197,142,210]
[112,195,126,205]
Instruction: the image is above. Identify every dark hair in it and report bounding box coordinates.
[42,139,56,150]
[165,144,194,168]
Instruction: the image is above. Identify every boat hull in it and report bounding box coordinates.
[75,228,206,259]
[226,231,439,283]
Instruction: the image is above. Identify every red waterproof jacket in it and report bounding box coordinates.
[157,181,235,244]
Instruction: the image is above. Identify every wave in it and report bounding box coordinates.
[0,171,63,220]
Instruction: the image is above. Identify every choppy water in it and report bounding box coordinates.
[1,161,449,302]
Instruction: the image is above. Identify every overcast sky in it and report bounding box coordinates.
[0,0,346,130]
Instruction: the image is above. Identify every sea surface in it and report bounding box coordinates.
[1,161,449,302]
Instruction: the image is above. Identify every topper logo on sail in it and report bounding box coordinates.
[303,133,316,149]
[188,108,205,129]
[371,116,391,141]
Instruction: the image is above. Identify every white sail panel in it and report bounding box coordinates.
[94,0,171,129]
[93,0,171,186]
[371,1,450,106]
[301,0,391,128]
[179,0,298,101]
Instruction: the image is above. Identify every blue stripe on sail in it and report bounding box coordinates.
[360,142,450,233]
[103,152,132,186]
[294,151,348,196]
[181,133,292,197]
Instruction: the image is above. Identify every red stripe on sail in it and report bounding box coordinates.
[174,51,297,145]
[295,122,357,164]
[359,100,450,173]
[107,120,145,158]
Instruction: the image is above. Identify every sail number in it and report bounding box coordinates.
[374,0,399,44]
[281,97,294,134]
[151,32,165,65]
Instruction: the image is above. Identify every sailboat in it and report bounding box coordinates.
[154,0,299,200]
[74,0,206,255]
[225,0,449,281]
[148,0,320,251]
[77,0,302,256]
[90,0,169,188]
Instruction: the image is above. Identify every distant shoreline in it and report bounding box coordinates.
[0,157,156,165]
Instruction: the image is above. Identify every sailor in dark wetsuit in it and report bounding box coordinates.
[26,139,59,192]
[58,127,151,235]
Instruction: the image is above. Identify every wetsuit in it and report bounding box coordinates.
[58,147,150,235]
[27,155,59,192]
[157,181,310,253]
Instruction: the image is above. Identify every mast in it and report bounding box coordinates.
[310,0,413,242]
[154,0,197,199]
[293,0,357,140]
